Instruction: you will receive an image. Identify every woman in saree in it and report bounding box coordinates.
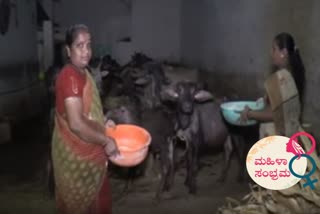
[240,32,306,138]
[51,24,119,214]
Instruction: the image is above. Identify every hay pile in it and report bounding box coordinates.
[217,132,320,214]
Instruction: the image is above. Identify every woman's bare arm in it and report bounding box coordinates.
[64,97,112,145]
[248,105,273,122]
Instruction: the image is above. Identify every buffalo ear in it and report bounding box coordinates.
[160,85,179,102]
[194,90,213,102]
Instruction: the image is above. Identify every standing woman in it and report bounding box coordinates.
[240,32,306,137]
[52,24,119,214]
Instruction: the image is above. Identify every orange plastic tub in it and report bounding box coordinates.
[105,124,151,167]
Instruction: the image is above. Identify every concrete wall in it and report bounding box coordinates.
[181,0,320,138]
[54,0,131,57]
[180,0,204,68]
[132,0,181,62]
[298,1,320,137]
[53,0,182,63]
[0,0,45,121]
[0,0,38,91]
[0,0,38,65]
[181,0,275,98]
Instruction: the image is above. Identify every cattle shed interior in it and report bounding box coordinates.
[0,0,320,213]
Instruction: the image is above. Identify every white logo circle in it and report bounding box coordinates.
[246,135,307,190]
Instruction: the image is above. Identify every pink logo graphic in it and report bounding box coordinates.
[246,135,308,190]
[286,137,305,159]
[286,132,316,159]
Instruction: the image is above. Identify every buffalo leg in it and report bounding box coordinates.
[189,143,199,194]
[143,152,155,177]
[232,135,246,182]
[155,157,168,200]
[155,141,170,200]
[164,136,175,191]
[217,135,233,182]
[184,142,193,191]
[123,168,135,194]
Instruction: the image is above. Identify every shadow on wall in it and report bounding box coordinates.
[198,70,265,100]
[0,62,47,122]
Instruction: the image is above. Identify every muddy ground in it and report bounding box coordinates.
[0,114,252,214]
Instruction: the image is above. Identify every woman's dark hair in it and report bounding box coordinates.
[65,24,89,47]
[274,32,306,102]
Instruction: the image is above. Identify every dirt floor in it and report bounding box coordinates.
[110,154,251,214]
[0,115,252,214]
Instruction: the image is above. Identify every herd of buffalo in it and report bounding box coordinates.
[44,53,259,200]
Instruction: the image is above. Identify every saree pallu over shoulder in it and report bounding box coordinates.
[264,69,299,111]
[54,71,106,165]
[264,69,301,136]
[52,70,108,213]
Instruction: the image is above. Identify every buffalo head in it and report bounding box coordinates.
[161,81,213,129]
